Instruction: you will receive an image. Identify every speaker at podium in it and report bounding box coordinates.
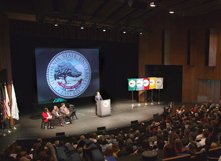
[97,99,111,117]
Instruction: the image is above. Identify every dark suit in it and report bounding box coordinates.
[95,95,103,115]
[51,109,63,125]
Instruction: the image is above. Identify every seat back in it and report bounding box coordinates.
[162,154,191,161]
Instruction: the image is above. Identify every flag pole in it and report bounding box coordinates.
[151,89,153,105]
[158,89,160,104]
[145,90,147,106]
[132,91,134,108]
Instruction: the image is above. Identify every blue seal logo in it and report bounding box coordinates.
[46,50,91,98]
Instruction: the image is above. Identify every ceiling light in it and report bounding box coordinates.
[150,2,155,7]
[103,29,106,32]
[80,26,84,30]
[123,31,126,34]
[140,32,143,35]
[54,20,58,27]
[169,11,174,14]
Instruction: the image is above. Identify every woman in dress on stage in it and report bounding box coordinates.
[42,107,55,129]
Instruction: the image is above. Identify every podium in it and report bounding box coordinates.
[97,99,111,117]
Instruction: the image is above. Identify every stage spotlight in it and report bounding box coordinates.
[150,2,155,7]
[169,11,174,14]
[97,126,106,132]
[56,132,65,137]
[140,32,143,35]
[8,130,11,133]
[13,127,17,130]
[123,31,126,34]
[131,120,138,125]
[103,29,106,32]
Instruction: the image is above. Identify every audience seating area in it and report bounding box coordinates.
[1,100,221,161]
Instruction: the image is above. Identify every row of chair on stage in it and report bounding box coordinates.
[41,103,78,129]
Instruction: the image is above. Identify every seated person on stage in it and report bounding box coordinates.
[42,107,55,129]
[52,106,64,126]
[60,103,73,124]
[95,92,103,115]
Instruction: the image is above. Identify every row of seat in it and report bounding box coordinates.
[162,147,221,161]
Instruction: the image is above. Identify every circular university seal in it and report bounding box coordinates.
[103,101,109,108]
[46,50,91,99]
[129,80,136,88]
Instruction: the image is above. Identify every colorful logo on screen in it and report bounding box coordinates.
[46,50,91,99]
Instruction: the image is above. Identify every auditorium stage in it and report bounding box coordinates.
[0,100,164,151]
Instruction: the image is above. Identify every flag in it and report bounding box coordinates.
[11,83,19,120]
[136,78,144,91]
[156,77,164,89]
[3,85,10,121]
[0,87,3,109]
[143,78,150,90]
[149,77,156,89]
[128,79,136,91]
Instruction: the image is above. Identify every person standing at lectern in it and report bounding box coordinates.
[95,92,103,115]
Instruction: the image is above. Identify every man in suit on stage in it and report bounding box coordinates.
[60,103,73,124]
[95,92,103,115]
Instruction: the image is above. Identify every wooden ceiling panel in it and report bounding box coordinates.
[168,0,209,11]
[116,8,152,25]
[33,0,54,17]
[157,0,186,7]
[78,0,103,21]
[186,4,221,16]
[2,0,36,14]
[181,0,221,16]
[106,5,136,24]
[128,7,163,27]
[59,0,79,19]
[92,0,125,22]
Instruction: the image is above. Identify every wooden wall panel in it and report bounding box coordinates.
[170,29,188,65]
[0,10,12,92]
[138,29,162,102]
[139,11,221,103]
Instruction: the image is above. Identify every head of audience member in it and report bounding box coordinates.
[15,145,22,154]
[208,125,213,134]
[184,129,190,138]
[141,139,151,151]
[197,128,203,135]
[117,137,124,148]
[174,139,183,152]
[112,142,120,153]
[105,146,114,157]
[164,143,177,158]
[153,130,158,136]
[163,129,168,138]
[202,130,209,138]
[53,140,59,149]
[97,92,100,96]
[204,123,209,130]
[188,124,195,132]
[187,143,197,156]
[168,133,179,147]
[189,132,196,143]
[126,139,133,148]
[101,138,108,145]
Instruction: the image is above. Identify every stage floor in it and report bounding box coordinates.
[0,100,164,151]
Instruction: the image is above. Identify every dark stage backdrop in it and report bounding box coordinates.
[145,65,182,102]
[10,36,138,111]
